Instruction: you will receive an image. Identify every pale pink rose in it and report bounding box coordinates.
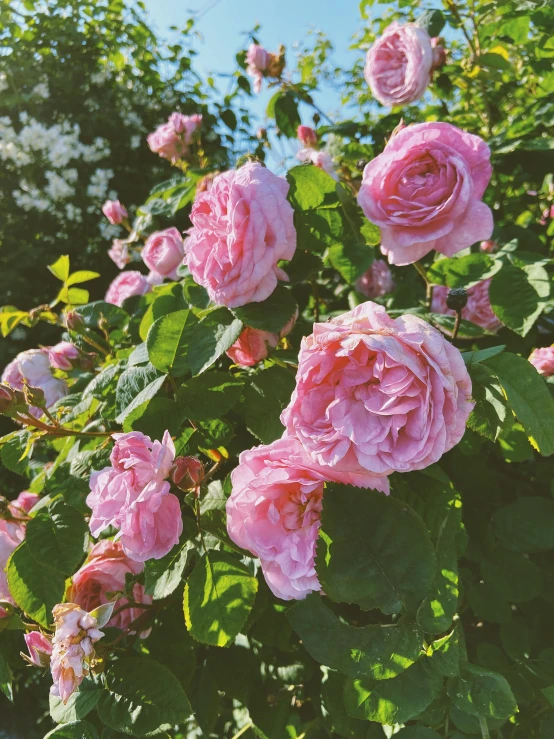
[68,540,152,633]
[24,631,53,667]
[108,239,130,270]
[86,431,182,562]
[365,22,435,107]
[282,301,473,477]
[169,112,202,141]
[296,148,338,180]
[48,342,80,371]
[9,491,40,517]
[226,328,279,367]
[102,200,127,225]
[297,125,317,148]
[227,438,389,601]
[246,44,269,93]
[431,279,502,332]
[2,348,68,418]
[105,271,151,307]
[184,162,297,308]
[50,603,104,704]
[142,227,184,279]
[147,113,202,162]
[358,122,493,266]
[529,347,554,377]
[479,239,498,253]
[355,259,395,298]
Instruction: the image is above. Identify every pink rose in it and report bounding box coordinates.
[2,348,68,418]
[102,200,128,225]
[431,279,502,332]
[105,271,151,307]
[355,259,395,298]
[297,125,317,148]
[246,44,269,93]
[48,342,80,371]
[9,491,40,517]
[24,631,53,667]
[87,431,182,562]
[169,112,202,141]
[108,239,130,270]
[226,328,279,367]
[227,438,389,601]
[364,22,435,107]
[282,301,473,477]
[296,149,338,180]
[147,113,202,162]
[358,122,493,266]
[529,347,554,377]
[184,162,296,308]
[68,540,152,633]
[142,227,184,279]
[0,492,39,606]
[431,37,447,69]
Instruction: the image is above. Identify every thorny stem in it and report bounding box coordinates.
[13,412,113,439]
[413,261,434,309]
[452,309,462,341]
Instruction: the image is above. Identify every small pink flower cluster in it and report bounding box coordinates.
[147,112,202,162]
[0,492,39,609]
[227,302,473,601]
[431,279,502,332]
[86,431,182,562]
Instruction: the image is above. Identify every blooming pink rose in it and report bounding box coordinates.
[87,431,182,562]
[431,279,502,332]
[68,540,152,633]
[184,162,296,308]
[147,113,202,162]
[142,227,184,279]
[2,348,68,418]
[297,125,317,148]
[246,44,269,93]
[296,149,338,180]
[282,301,473,477]
[105,271,151,307]
[108,239,130,270]
[226,328,279,367]
[48,342,80,371]
[169,112,202,141]
[355,259,395,298]
[358,122,493,266]
[24,631,53,667]
[102,200,128,225]
[50,603,104,703]
[227,438,389,601]
[529,347,554,377]
[365,22,436,107]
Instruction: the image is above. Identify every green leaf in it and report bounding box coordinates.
[343,656,442,724]
[242,365,295,443]
[273,91,301,138]
[43,721,99,739]
[66,271,101,286]
[294,208,344,252]
[427,254,500,288]
[114,375,167,425]
[492,496,554,553]
[115,364,160,416]
[316,485,436,615]
[188,307,243,375]
[479,52,512,70]
[233,286,297,334]
[122,398,182,439]
[97,656,192,737]
[416,8,445,36]
[490,258,550,336]
[0,651,13,702]
[447,663,517,720]
[485,352,554,456]
[286,165,339,210]
[481,547,543,603]
[144,519,197,599]
[176,372,244,420]
[0,430,31,475]
[25,499,88,576]
[184,551,258,647]
[76,301,128,329]
[48,255,70,282]
[7,542,65,627]
[147,309,197,376]
[462,345,506,365]
[396,728,442,739]
[49,679,102,724]
[287,594,423,679]
[328,238,374,284]
[429,627,461,678]
[467,363,508,441]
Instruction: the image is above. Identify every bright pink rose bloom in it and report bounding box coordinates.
[184,162,296,308]
[296,149,338,180]
[246,44,269,93]
[2,348,68,418]
[297,125,317,148]
[227,438,389,602]
[69,540,152,633]
[480,239,498,253]
[355,259,395,298]
[169,112,202,140]
[87,431,182,562]
[105,271,151,307]
[358,122,493,266]
[226,328,279,367]
[142,227,184,279]
[529,347,554,377]
[282,301,473,477]
[24,631,53,667]
[108,239,130,270]
[48,341,80,371]
[102,200,128,225]
[431,279,502,332]
[50,603,104,704]
[365,22,435,107]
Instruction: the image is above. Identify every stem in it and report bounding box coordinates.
[311,280,321,322]
[230,723,253,739]
[13,413,113,439]
[445,0,477,55]
[479,716,490,739]
[413,262,433,309]
[80,333,109,356]
[452,309,462,341]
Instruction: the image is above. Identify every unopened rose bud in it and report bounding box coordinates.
[446,287,468,312]
[256,127,267,141]
[313,112,321,125]
[0,385,15,413]
[102,200,128,226]
[64,310,84,332]
[431,38,447,70]
[172,456,205,492]
[297,125,317,148]
[23,631,53,668]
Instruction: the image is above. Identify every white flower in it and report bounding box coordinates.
[45,171,75,200]
[0,74,9,93]
[130,135,141,150]
[32,82,50,99]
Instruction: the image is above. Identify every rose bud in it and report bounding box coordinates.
[446,287,469,312]
[172,456,205,492]
[102,200,128,226]
[256,127,267,141]
[23,631,53,668]
[431,38,447,70]
[479,240,498,253]
[297,125,317,148]
[64,310,84,332]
